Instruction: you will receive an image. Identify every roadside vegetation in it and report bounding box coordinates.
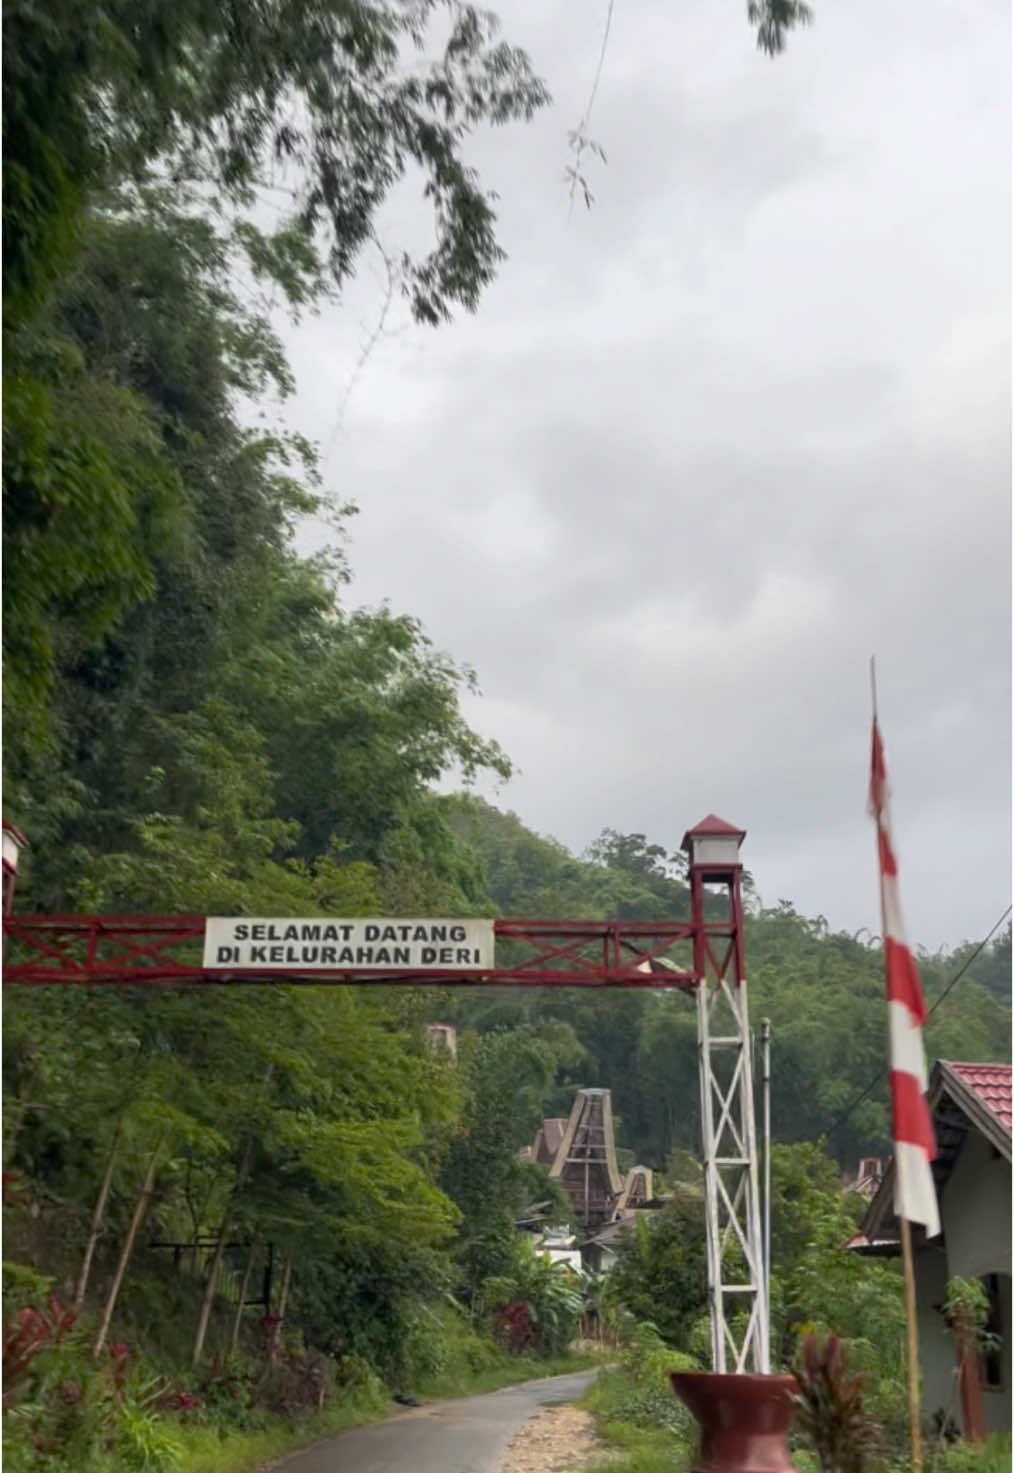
[577,1148,1010,1473]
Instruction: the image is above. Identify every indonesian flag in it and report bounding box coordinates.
[869,719,940,1238]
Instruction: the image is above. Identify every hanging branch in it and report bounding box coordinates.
[565,0,615,213]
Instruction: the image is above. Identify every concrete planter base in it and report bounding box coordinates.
[671,1371,800,1473]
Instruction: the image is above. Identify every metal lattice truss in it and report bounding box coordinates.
[698,972,769,1373]
[2,916,700,989]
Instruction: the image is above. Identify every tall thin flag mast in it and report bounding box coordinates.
[868,658,940,1473]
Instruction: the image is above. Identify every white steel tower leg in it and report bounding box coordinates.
[696,975,769,1373]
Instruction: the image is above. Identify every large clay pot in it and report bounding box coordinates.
[671,1371,800,1473]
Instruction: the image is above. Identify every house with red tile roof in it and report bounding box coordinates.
[855,1060,1011,1439]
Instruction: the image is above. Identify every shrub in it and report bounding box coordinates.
[931,1434,1013,1473]
[793,1333,877,1473]
[480,1239,583,1357]
[584,1321,697,1439]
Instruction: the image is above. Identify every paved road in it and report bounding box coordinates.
[275,1370,598,1473]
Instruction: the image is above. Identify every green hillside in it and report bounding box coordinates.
[442,796,1010,1170]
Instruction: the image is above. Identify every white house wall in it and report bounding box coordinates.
[915,1247,958,1428]
[940,1128,1013,1434]
[942,1131,1012,1280]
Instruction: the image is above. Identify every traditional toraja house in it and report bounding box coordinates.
[521,1090,664,1266]
[843,1155,884,1201]
[850,1061,1012,1439]
[614,1164,654,1213]
[548,1088,624,1231]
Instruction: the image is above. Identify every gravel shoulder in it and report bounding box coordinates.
[494,1401,609,1473]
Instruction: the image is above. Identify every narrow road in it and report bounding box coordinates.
[275,1370,598,1473]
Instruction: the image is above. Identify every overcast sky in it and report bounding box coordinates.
[283,0,1010,952]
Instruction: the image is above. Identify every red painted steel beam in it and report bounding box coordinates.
[2,915,703,990]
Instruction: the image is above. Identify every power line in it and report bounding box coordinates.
[827,904,1012,1141]
[924,906,1011,1021]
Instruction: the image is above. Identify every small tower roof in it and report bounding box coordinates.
[680,814,745,851]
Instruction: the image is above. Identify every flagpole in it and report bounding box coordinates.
[899,1217,923,1473]
[870,655,922,1473]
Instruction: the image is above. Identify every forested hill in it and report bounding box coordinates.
[440,797,1012,1170]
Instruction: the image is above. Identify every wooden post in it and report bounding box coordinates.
[75,1120,122,1309]
[193,1129,257,1366]
[954,1304,987,1442]
[192,1225,229,1366]
[230,1241,258,1356]
[900,1216,922,1473]
[271,1259,292,1361]
[94,1135,163,1356]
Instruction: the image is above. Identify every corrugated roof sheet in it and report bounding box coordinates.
[947,1062,1012,1133]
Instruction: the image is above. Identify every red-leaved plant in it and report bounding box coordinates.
[493,1301,535,1355]
[2,1298,78,1405]
[794,1333,876,1473]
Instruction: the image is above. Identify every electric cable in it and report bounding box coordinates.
[826,903,1012,1141]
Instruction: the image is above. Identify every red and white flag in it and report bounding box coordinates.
[869,719,940,1237]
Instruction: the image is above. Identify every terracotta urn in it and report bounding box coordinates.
[671,1371,800,1473]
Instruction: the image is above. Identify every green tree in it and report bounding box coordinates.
[3,0,550,323]
[441,1028,574,1304]
[608,1192,709,1348]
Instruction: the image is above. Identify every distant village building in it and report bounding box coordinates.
[615,1165,654,1213]
[537,1226,583,1272]
[520,1088,665,1270]
[843,1156,884,1200]
[424,1022,457,1059]
[548,1088,624,1232]
[584,1167,666,1272]
[850,1061,1012,1440]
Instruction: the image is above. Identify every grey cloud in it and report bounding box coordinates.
[284,0,1010,949]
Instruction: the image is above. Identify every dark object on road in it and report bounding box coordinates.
[392,1393,421,1406]
[671,1371,799,1472]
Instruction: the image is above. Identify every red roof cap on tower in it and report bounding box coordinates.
[2,819,28,847]
[680,814,746,852]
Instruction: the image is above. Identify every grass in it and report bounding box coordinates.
[176,1350,606,1473]
[176,1390,388,1473]
[579,1334,698,1473]
[582,1417,690,1473]
[414,1347,606,1401]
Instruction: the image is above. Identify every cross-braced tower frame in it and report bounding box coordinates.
[685,816,769,1374]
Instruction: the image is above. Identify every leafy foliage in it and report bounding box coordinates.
[607,1195,709,1350]
[2,0,550,323]
[794,1334,875,1473]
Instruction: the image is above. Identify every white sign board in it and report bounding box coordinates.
[203,918,495,972]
